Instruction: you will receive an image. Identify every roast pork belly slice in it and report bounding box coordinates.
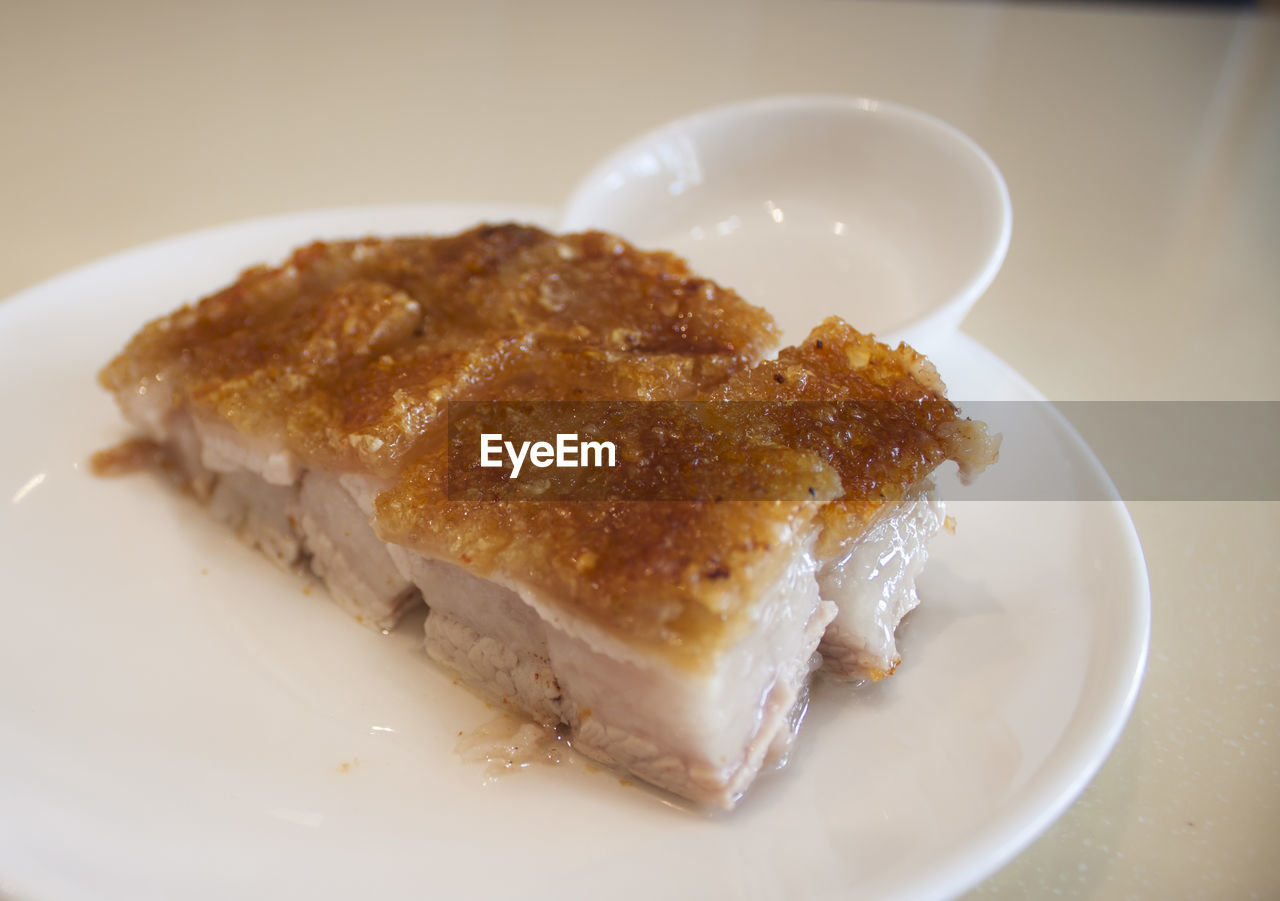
[207,471,303,570]
[294,472,421,630]
[389,541,835,809]
[96,226,1000,809]
[817,491,946,681]
[106,395,422,630]
[186,432,422,631]
[388,547,564,723]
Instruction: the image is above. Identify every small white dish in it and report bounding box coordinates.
[561,95,1012,353]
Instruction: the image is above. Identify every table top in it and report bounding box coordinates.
[2,1,1276,898]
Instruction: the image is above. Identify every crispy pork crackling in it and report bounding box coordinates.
[97,223,997,808]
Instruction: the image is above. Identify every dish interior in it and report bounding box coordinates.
[561,97,1012,351]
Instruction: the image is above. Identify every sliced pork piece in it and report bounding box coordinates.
[97,224,997,809]
[389,549,564,724]
[207,470,303,570]
[388,531,834,808]
[707,318,999,681]
[294,472,420,629]
[816,491,945,680]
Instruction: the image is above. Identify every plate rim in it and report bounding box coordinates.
[897,333,1151,900]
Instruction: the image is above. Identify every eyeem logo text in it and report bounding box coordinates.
[479,433,617,479]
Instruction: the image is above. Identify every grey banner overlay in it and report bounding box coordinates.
[983,401,1279,502]
[446,401,1279,501]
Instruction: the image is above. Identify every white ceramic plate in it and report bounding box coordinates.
[0,205,1148,901]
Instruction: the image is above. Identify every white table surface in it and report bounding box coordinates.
[2,1,1276,897]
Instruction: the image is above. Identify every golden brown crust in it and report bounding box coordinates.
[100,224,779,476]
[707,318,998,559]
[100,224,995,669]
